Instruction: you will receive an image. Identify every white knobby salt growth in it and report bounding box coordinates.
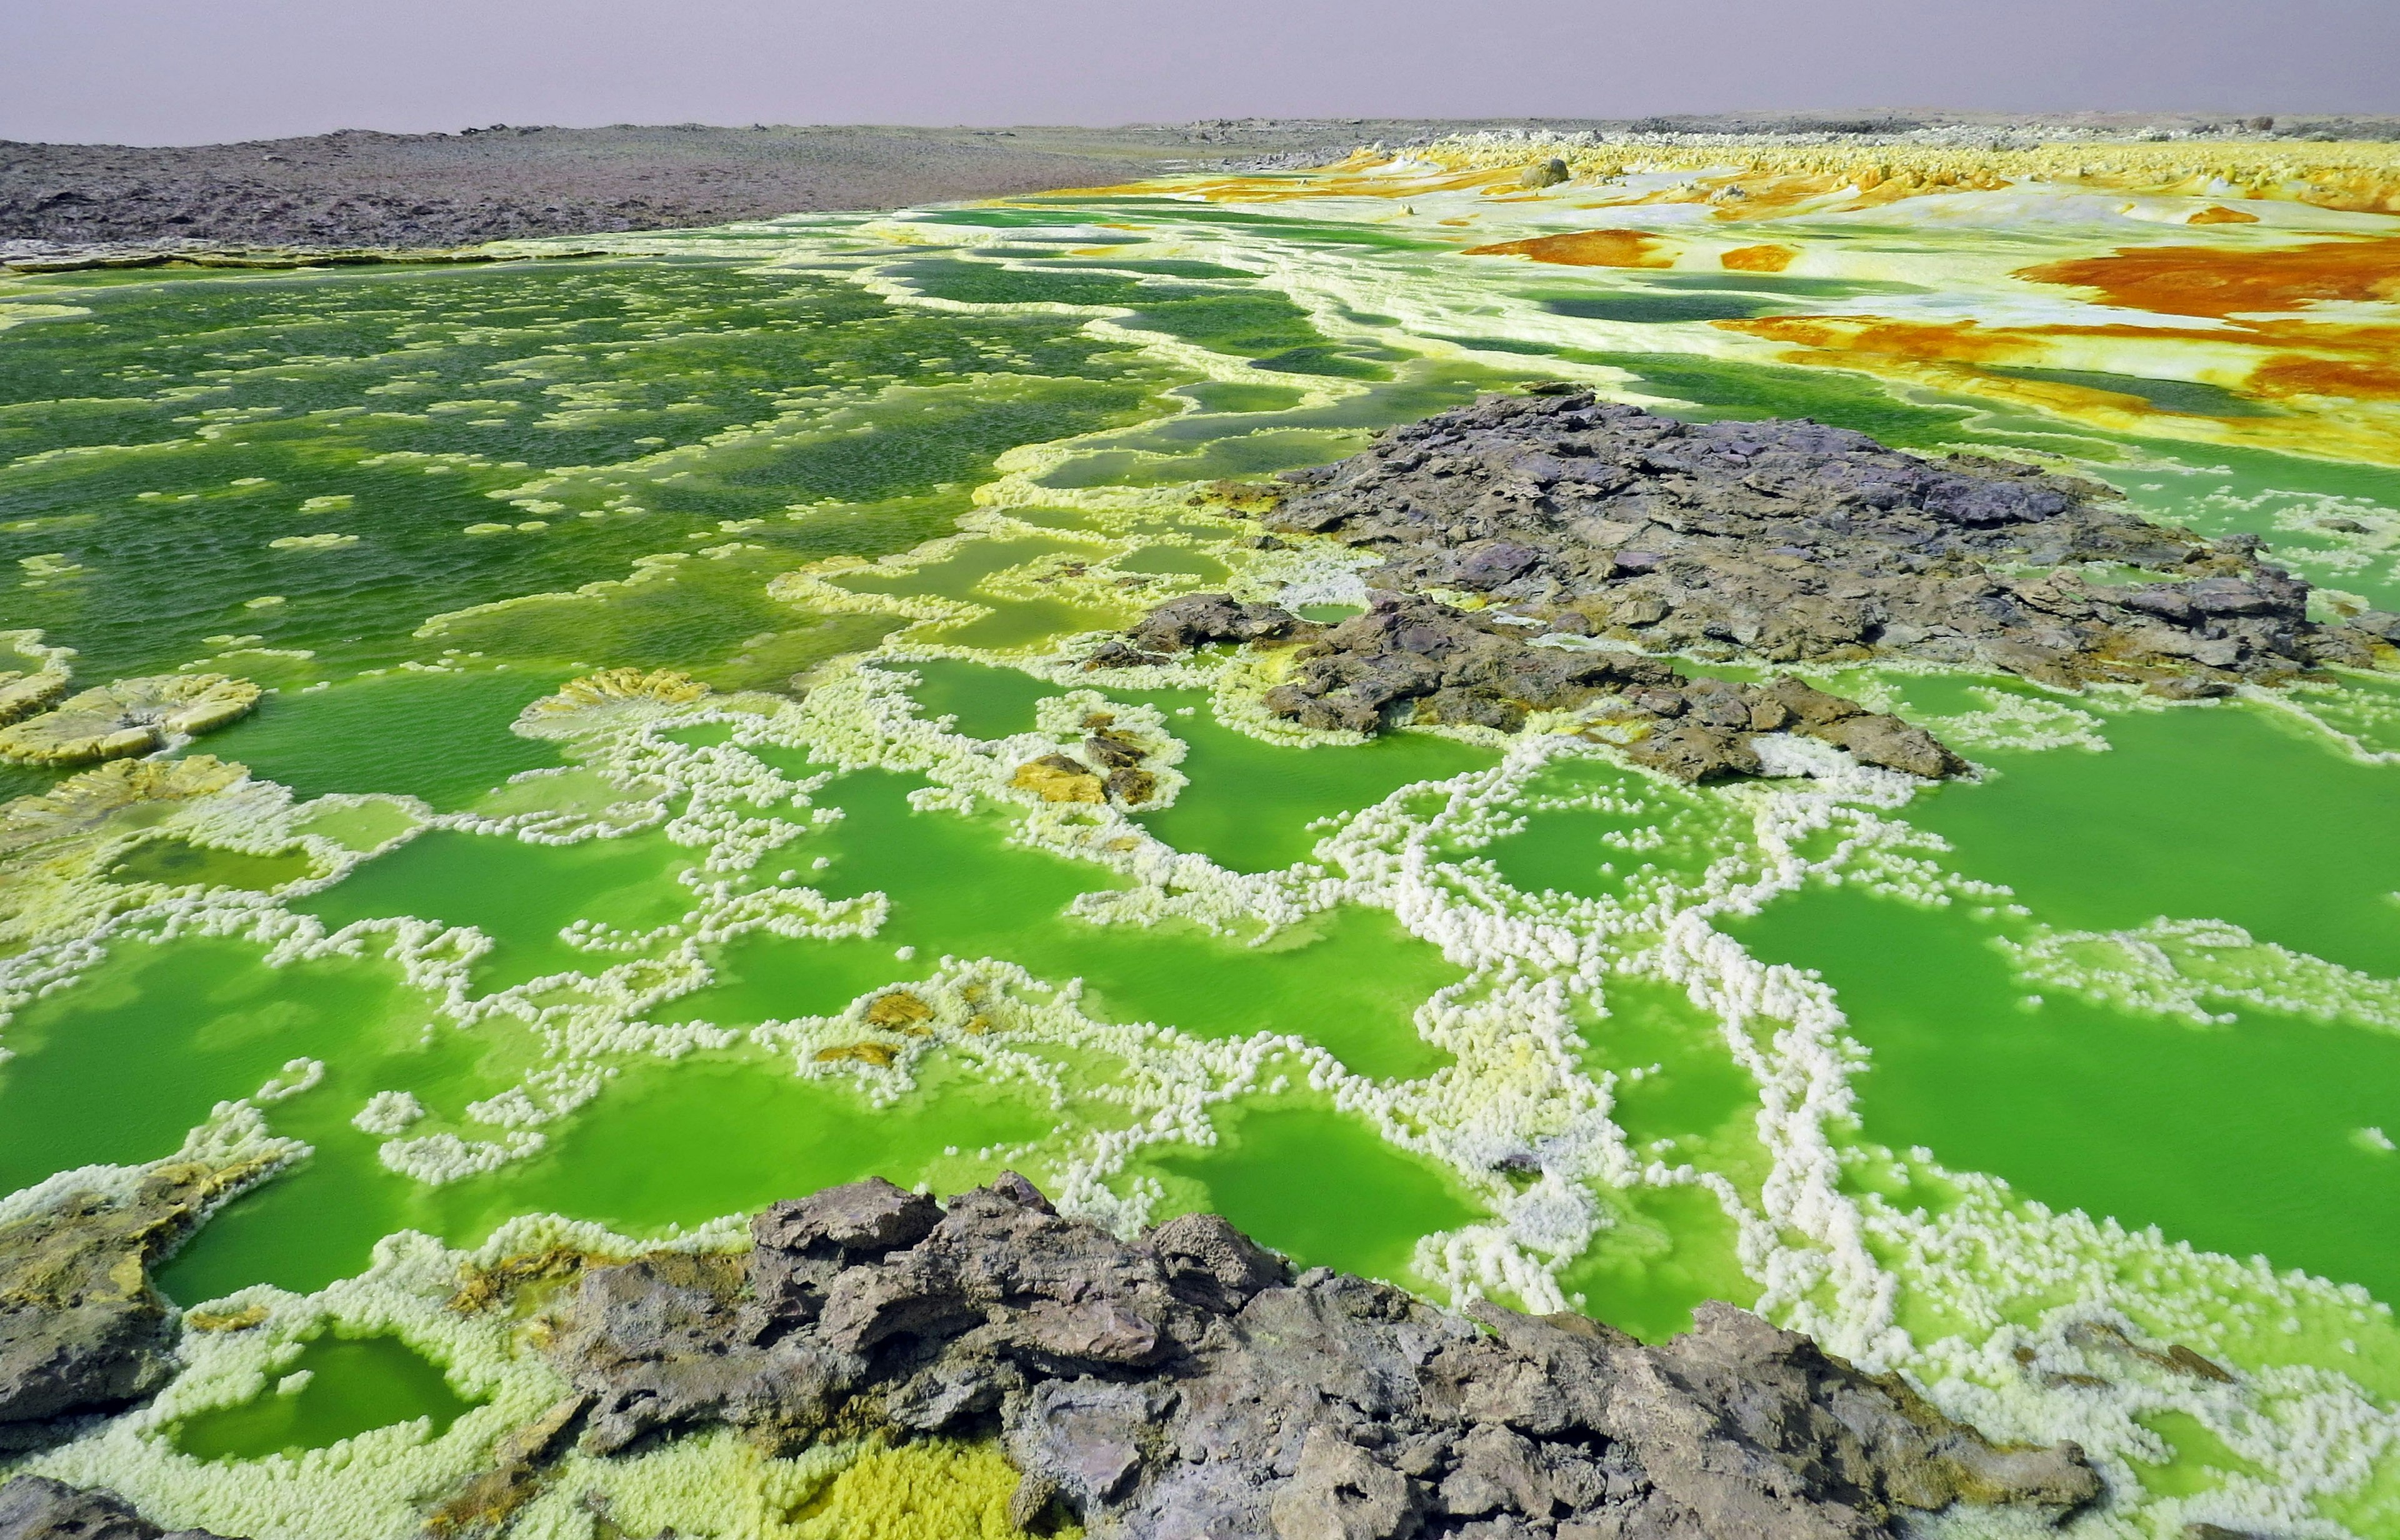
[351,1091,426,1136]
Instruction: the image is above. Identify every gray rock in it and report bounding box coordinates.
[1127,594,1314,654]
[0,1476,239,1540]
[1241,392,2351,692]
[1,1151,286,1451]
[531,1176,2102,1539]
[1126,589,1964,781]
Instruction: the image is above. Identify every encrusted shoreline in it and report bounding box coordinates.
[0,1174,2106,1540]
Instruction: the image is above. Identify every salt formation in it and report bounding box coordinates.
[0,674,261,766]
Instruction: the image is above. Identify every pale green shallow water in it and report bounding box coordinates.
[2,185,2399,1538]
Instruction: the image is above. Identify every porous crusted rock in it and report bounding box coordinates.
[0,1475,241,1540]
[0,674,260,766]
[1126,594,1314,656]
[526,667,710,717]
[1116,591,1964,781]
[1254,391,2382,691]
[0,1151,286,1450]
[0,670,69,728]
[533,1175,2100,1538]
[0,756,249,861]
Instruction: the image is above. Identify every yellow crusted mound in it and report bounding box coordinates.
[0,673,260,765]
[531,666,714,714]
[792,1439,1072,1540]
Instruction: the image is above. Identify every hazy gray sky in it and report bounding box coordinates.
[9,0,2397,146]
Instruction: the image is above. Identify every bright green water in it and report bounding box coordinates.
[173,1332,479,1461]
[4,181,2398,1536]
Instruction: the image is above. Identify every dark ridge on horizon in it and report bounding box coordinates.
[4,113,2392,254]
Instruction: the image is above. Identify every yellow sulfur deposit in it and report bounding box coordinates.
[0,673,260,765]
[789,1438,1070,1540]
[0,668,70,726]
[0,754,249,857]
[528,666,714,716]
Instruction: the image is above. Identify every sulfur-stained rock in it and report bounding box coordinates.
[1012,754,1106,804]
[529,1175,2101,1538]
[1,1149,288,1450]
[0,670,69,728]
[0,674,260,766]
[1519,157,1572,189]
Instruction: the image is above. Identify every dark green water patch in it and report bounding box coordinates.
[1175,382,1309,414]
[208,669,571,812]
[1541,292,1793,325]
[1984,366,2278,418]
[0,258,1166,680]
[894,259,1152,309]
[1055,259,1259,281]
[1634,272,1933,299]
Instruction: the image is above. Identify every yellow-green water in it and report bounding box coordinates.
[4,164,2400,1539]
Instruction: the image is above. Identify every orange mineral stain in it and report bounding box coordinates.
[1720,244,1798,272]
[1460,229,1672,268]
[2245,354,2400,401]
[2015,236,2400,319]
[2188,205,2262,225]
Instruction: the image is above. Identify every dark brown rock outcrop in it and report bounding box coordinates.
[1252,392,2389,692]
[531,1175,2100,1539]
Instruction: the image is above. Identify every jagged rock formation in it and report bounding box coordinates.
[529,1174,2099,1539]
[0,1152,284,1451]
[1096,591,1962,781]
[0,1476,237,1540]
[1252,392,2390,693]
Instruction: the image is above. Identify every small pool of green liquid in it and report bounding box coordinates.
[172,1333,479,1461]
